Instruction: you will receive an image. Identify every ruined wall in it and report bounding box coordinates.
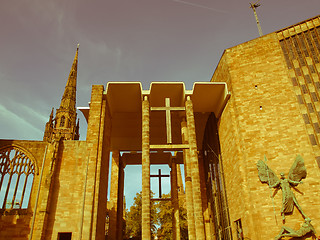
[0,140,47,240]
[212,32,320,239]
[0,86,111,240]
[43,140,89,240]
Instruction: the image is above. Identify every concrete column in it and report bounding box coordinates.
[171,161,181,240]
[185,96,206,240]
[176,164,185,198]
[117,160,125,240]
[109,150,120,240]
[181,120,196,240]
[142,96,151,239]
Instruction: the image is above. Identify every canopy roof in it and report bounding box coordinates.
[79,82,229,152]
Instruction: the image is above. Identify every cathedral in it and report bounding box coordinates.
[0,15,320,240]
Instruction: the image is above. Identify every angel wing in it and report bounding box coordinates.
[288,155,307,186]
[257,156,279,187]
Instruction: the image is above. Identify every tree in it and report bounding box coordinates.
[156,194,188,240]
[124,192,188,240]
[124,192,158,239]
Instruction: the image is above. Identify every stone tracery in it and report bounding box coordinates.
[0,146,36,210]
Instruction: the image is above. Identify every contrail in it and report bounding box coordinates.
[172,0,227,13]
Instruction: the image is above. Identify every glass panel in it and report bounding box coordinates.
[0,174,9,208]
[0,147,35,209]
[292,36,305,66]
[6,174,18,209]
[14,174,26,208]
[22,174,34,208]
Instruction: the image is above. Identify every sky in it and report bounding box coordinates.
[0,0,319,208]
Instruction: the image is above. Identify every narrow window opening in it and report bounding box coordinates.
[297,95,304,104]
[314,123,320,133]
[311,92,318,102]
[305,74,312,84]
[291,77,298,86]
[302,114,310,124]
[57,232,72,240]
[235,219,244,240]
[309,134,317,145]
[60,116,66,127]
[316,156,320,168]
[307,103,314,113]
[301,84,308,94]
[295,68,302,76]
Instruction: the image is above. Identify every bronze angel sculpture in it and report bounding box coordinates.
[257,155,307,221]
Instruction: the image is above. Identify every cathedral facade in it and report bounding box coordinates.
[0,15,319,240]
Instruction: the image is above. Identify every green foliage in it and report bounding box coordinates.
[178,200,188,240]
[124,192,188,240]
[156,194,188,240]
[124,192,158,239]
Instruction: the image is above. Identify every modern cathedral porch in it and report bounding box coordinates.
[77,81,230,240]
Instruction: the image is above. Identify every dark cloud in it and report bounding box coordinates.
[1,0,319,205]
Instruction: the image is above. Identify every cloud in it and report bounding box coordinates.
[172,0,228,13]
[0,104,43,140]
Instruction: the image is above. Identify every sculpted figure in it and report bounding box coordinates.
[257,155,307,221]
[275,218,316,240]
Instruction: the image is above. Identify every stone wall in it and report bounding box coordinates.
[212,32,320,239]
[0,140,47,240]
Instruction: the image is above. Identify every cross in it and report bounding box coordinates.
[150,169,170,198]
[151,98,185,144]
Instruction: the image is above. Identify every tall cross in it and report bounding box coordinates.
[151,98,185,144]
[150,169,170,198]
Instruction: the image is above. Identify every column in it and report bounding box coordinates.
[171,160,181,240]
[117,161,125,240]
[176,164,184,198]
[80,85,111,240]
[142,96,151,239]
[109,150,120,240]
[185,96,206,240]
[181,119,196,240]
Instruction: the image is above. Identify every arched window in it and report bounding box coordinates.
[0,146,35,209]
[60,116,66,127]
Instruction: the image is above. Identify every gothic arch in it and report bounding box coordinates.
[0,144,40,209]
[0,144,39,175]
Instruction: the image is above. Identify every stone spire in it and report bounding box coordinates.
[53,45,79,140]
[59,44,79,111]
[43,108,55,142]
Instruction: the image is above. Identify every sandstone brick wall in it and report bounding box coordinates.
[44,140,89,240]
[0,140,47,240]
[212,32,320,239]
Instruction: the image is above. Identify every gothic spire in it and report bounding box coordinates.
[53,44,79,140]
[59,44,79,111]
[43,107,55,142]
